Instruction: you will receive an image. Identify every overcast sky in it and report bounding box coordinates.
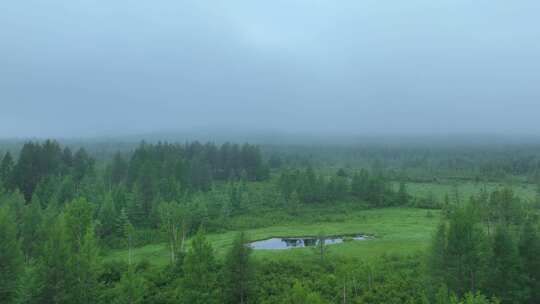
[1,0,539,138]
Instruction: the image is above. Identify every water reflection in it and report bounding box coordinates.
[250,235,369,250]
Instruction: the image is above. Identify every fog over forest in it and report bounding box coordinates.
[1,0,539,138]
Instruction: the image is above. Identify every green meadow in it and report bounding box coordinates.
[106,207,440,266]
[105,181,537,267]
[399,181,537,201]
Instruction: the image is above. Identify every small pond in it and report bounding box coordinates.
[249,235,370,250]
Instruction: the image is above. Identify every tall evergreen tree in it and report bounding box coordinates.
[98,193,118,238]
[180,229,219,304]
[20,195,43,262]
[487,226,524,303]
[0,206,24,303]
[113,266,147,304]
[14,264,41,304]
[0,152,14,187]
[223,232,253,304]
[64,197,94,252]
[444,205,488,296]
[71,228,101,304]
[429,222,448,288]
[519,221,540,304]
[35,215,71,304]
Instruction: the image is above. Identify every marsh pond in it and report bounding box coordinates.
[249,235,370,250]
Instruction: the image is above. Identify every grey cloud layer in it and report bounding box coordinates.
[1,0,539,137]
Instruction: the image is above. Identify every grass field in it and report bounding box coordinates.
[105,180,536,267]
[399,181,537,202]
[106,208,440,266]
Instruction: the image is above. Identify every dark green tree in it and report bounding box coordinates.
[444,205,488,296]
[20,195,43,262]
[0,206,24,303]
[113,266,147,304]
[519,221,540,304]
[98,193,118,238]
[487,226,523,303]
[223,232,253,304]
[0,152,14,187]
[180,229,219,304]
[35,215,71,304]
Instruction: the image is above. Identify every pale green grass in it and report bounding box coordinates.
[105,208,440,266]
[399,181,537,202]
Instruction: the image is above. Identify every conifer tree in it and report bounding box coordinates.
[519,221,540,303]
[20,195,43,262]
[114,266,147,304]
[180,229,219,304]
[444,205,488,296]
[223,231,253,304]
[487,226,523,303]
[35,215,71,304]
[98,193,118,238]
[71,228,101,304]
[0,206,24,303]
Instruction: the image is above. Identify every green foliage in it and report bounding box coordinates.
[70,228,102,304]
[20,195,43,262]
[180,229,219,304]
[112,266,147,304]
[285,281,327,304]
[444,204,488,296]
[0,206,24,303]
[35,215,71,304]
[98,193,118,239]
[519,221,540,303]
[223,232,253,304]
[64,197,95,251]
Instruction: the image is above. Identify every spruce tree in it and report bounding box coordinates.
[0,206,24,303]
[223,232,253,304]
[98,193,118,238]
[71,228,101,304]
[35,215,71,304]
[445,205,488,296]
[487,226,523,303]
[180,229,219,304]
[20,195,43,263]
[114,266,147,304]
[0,152,14,187]
[519,221,540,303]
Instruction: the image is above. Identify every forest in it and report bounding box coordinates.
[0,139,539,304]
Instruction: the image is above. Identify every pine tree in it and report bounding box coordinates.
[0,206,24,303]
[398,181,409,206]
[117,208,135,265]
[519,221,540,304]
[64,197,94,252]
[223,232,253,304]
[20,195,43,263]
[35,215,71,304]
[113,266,147,304]
[445,205,488,296]
[126,185,146,227]
[71,228,101,304]
[14,264,41,304]
[180,229,219,304]
[314,231,328,264]
[288,191,301,216]
[98,193,118,238]
[0,152,14,187]
[487,226,523,303]
[430,222,448,287]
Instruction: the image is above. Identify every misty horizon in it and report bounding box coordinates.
[1,0,539,138]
